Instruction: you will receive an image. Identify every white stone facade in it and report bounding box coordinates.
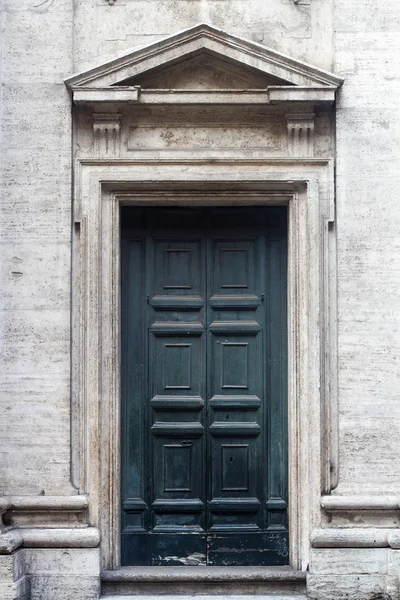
[0,1,400,599]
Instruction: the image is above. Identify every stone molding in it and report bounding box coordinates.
[311,528,400,549]
[65,24,343,90]
[101,565,307,582]
[0,530,23,554]
[73,87,336,107]
[0,528,100,554]
[0,495,99,554]
[4,496,89,511]
[2,495,89,528]
[21,528,100,548]
[321,495,400,512]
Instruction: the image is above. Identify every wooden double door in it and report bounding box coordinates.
[120,206,288,566]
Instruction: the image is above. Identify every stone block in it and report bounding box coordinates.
[25,549,100,600]
[23,548,100,576]
[0,552,29,600]
[310,548,388,575]
[307,574,387,600]
[29,575,99,600]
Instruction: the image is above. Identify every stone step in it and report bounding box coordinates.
[101,596,308,600]
[101,567,307,597]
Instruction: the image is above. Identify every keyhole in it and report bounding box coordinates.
[226,414,229,420]
[229,456,234,462]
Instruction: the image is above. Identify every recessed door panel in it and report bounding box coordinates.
[121,206,288,566]
[154,239,202,296]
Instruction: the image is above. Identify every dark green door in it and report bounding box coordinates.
[121,206,288,566]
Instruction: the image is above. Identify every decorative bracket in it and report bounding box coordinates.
[93,113,121,157]
[286,113,315,157]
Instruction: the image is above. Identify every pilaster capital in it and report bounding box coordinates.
[93,112,121,157]
[286,113,315,157]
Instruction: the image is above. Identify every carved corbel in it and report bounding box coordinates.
[286,113,315,157]
[93,113,121,157]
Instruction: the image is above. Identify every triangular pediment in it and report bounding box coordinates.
[117,51,291,90]
[65,24,343,91]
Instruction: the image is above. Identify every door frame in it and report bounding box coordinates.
[71,160,338,572]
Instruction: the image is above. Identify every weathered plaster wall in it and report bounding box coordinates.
[0,0,74,495]
[334,0,400,493]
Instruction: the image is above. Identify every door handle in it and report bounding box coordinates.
[181,440,193,447]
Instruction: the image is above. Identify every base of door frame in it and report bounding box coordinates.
[102,566,306,582]
[101,566,307,596]
[102,597,307,600]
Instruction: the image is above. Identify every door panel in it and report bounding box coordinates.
[121,207,288,566]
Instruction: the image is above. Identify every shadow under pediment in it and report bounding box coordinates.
[115,50,293,90]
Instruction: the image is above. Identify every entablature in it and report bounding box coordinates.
[67,24,341,162]
[72,86,336,107]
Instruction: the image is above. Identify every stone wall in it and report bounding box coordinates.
[0,0,74,496]
[334,0,400,494]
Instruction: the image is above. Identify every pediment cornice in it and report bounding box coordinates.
[65,24,343,107]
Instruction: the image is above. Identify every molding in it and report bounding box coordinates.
[268,86,335,103]
[0,495,93,553]
[78,157,331,166]
[101,566,307,582]
[72,86,335,107]
[0,498,21,553]
[389,531,400,549]
[311,528,400,549]
[64,23,343,90]
[21,528,100,548]
[0,498,11,514]
[1,495,89,527]
[74,87,139,105]
[321,495,400,512]
[0,527,100,553]
[0,530,23,554]
[5,496,89,511]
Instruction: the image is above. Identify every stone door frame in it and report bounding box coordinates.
[72,157,337,571]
